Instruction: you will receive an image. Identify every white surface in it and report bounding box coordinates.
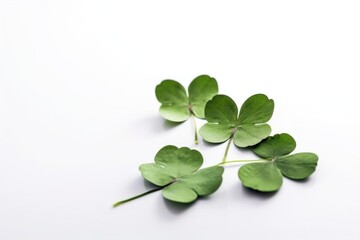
[1,1,360,239]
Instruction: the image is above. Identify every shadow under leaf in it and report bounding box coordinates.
[201,139,227,147]
[162,198,196,215]
[285,176,311,183]
[241,185,278,199]
[234,144,255,155]
[143,178,159,189]
[136,115,183,134]
[163,119,183,129]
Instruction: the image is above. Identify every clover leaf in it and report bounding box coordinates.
[156,75,218,144]
[238,133,318,192]
[199,94,274,148]
[141,145,224,203]
[113,145,224,206]
[155,75,218,121]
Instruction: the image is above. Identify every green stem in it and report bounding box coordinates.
[222,137,233,163]
[215,159,268,166]
[190,114,198,144]
[113,186,164,208]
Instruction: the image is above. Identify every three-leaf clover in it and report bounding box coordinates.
[155,75,218,143]
[199,94,274,148]
[113,145,224,206]
[156,75,218,121]
[238,133,318,192]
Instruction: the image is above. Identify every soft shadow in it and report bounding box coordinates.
[138,115,183,133]
[162,198,197,215]
[286,177,311,183]
[201,139,226,147]
[142,178,159,189]
[234,145,255,155]
[241,185,278,199]
[163,119,183,129]
[123,176,149,191]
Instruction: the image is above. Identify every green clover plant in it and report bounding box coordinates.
[199,94,274,163]
[113,75,318,208]
[155,75,218,144]
[238,133,318,192]
[113,146,224,206]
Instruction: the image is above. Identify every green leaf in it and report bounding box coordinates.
[233,124,272,147]
[188,75,219,118]
[238,133,318,192]
[163,166,224,203]
[199,94,274,147]
[199,95,237,143]
[238,162,283,192]
[237,94,274,124]
[276,153,318,180]
[155,80,190,122]
[202,95,238,123]
[138,163,174,186]
[155,75,218,122]
[198,123,234,143]
[252,133,296,159]
[139,145,224,203]
[154,145,203,176]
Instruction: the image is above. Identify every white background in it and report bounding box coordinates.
[1,1,360,239]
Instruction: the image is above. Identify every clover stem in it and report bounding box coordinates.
[113,186,165,208]
[190,114,198,144]
[222,137,233,163]
[215,159,268,166]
